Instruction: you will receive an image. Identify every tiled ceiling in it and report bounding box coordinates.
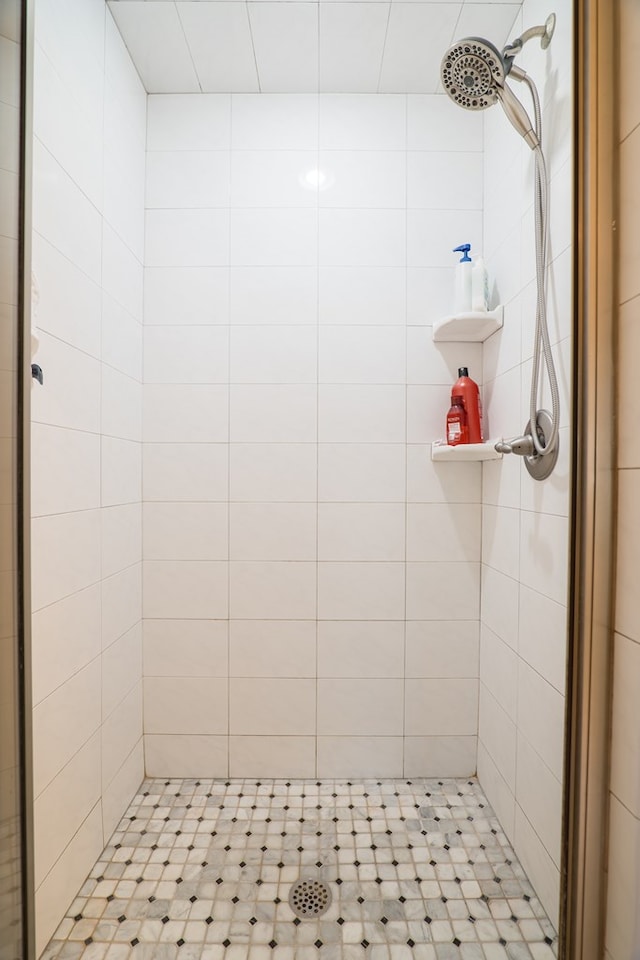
[107,1,521,94]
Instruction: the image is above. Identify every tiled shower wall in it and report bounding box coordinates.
[142,93,485,780]
[478,1,573,928]
[30,0,145,951]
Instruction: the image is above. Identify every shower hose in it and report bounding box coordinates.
[524,74,561,457]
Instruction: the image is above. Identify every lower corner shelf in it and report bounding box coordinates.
[431,440,503,462]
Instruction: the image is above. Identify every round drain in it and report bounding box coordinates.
[288,878,332,919]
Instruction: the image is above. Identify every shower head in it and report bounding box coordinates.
[440,37,539,150]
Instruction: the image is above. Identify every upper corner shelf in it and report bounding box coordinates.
[431,440,503,462]
[432,305,504,343]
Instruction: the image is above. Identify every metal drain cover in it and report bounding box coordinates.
[288,878,332,918]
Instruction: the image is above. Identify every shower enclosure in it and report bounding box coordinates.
[16,0,581,956]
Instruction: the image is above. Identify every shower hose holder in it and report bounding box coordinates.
[494,409,559,481]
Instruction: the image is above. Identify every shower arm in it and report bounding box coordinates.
[502,13,556,60]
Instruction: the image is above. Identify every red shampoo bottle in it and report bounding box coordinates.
[446,395,469,446]
[451,367,483,443]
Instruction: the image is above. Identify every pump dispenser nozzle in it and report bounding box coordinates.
[453,243,472,262]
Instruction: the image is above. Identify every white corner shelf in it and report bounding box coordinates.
[431,440,503,462]
[432,306,504,343]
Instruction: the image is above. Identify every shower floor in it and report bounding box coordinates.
[42,778,558,960]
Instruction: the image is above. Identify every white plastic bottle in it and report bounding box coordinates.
[453,243,472,314]
[471,256,489,312]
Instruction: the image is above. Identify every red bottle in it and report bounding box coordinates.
[451,367,483,443]
[446,395,469,446]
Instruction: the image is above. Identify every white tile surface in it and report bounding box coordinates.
[144,677,228,734]
[229,736,316,778]
[143,443,228,502]
[318,561,405,620]
[318,443,405,502]
[405,620,479,678]
[319,385,405,442]
[230,385,316,442]
[404,736,477,778]
[108,2,199,93]
[517,660,565,782]
[230,443,317,502]
[177,2,258,93]
[143,502,229,561]
[317,737,404,778]
[143,560,229,619]
[229,620,316,678]
[318,503,405,561]
[230,326,317,383]
[145,151,231,208]
[147,94,231,151]
[231,94,318,150]
[249,3,318,93]
[230,151,318,208]
[319,3,389,93]
[144,619,229,678]
[407,95,483,153]
[407,503,481,562]
[319,326,406,384]
[317,679,404,736]
[230,503,316,560]
[317,621,404,678]
[405,679,478,736]
[144,325,229,384]
[145,267,230,325]
[406,562,480,620]
[144,385,229,442]
[230,679,316,735]
[230,266,317,325]
[144,734,228,779]
[230,209,318,266]
[319,95,406,150]
[319,209,406,266]
[229,561,317,619]
[145,209,230,266]
[318,266,405,325]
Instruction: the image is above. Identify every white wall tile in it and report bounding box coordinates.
[31,584,101,707]
[405,679,478,736]
[230,443,316,502]
[143,560,229,619]
[407,503,481,563]
[408,152,482,211]
[518,585,567,695]
[406,445,480,504]
[516,732,562,870]
[230,736,315,778]
[319,95,406,150]
[319,151,406,208]
[231,150,318,208]
[517,661,565,782]
[147,94,231,151]
[481,565,519,650]
[102,295,142,381]
[145,151,230,208]
[478,683,516,792]
[317,679,404,736]
[31,424,100,517]
[319,326,406,384]
[144,677,228,735]
[229,561,317,619]
[230,385,316,442]
[404,736,477,778]
[101,681,142,787]
[144,267,229,326]
[405,621,479,679]
[319,385,405,442]
[31,510,101,612]
[231,94,318,150]
[317,621,404,679]
[102,366,142,442]
[145,209,230,267]
[318,443,404,503]
[144,734,228,778]
[513,804,560,930]
[479,624,518,720]
[407,95,483,153]
[31,333,101,435]
[230,621,316,678]
[230,678,316,735]
[102,624,142,720]
[230,503,316,561]
[317,737,403,778]
[143,443,228,502]
[318,266,405,326]
[319,209,406,267]
[318,561,405,620]
[144,385,229,442]
[605,796,640,960]
[143,502,228,561]
[230,266,317,325]
[230,326,317,383]
[102,503,141,578]
[102,564,142,650]
[230,209,318,266]
[32,659,101,798]
[144,326,229,384]
[318,503,405,561]
[406,562,480,620]
[144,619,228,679]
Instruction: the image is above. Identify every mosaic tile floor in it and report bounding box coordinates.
[42,778,558,960]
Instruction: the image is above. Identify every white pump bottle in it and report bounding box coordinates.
[453,243,472,314]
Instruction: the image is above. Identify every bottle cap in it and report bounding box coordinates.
[458,367,469,377]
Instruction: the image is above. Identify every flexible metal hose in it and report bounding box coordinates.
[524,75,560,457]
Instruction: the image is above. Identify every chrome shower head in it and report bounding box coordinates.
[440,36,540,150]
